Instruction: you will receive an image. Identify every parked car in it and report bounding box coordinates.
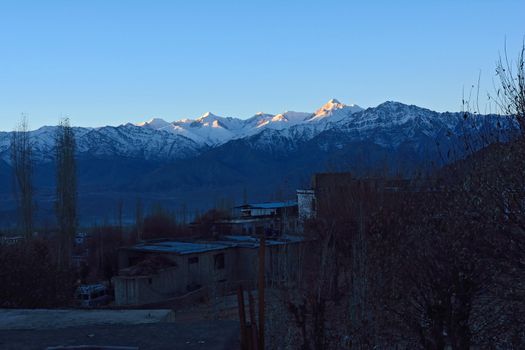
[75,284,112,307]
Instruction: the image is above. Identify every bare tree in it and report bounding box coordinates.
[135,197,144,241]
[116,198,124,233]
[11,116,34,239]
[264,44,525,349]
[494,43,525,134]
[0,238,75,307]
[380,43,525,349]
[55,118,77,268]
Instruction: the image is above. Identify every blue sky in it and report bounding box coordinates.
[0,0,524,131]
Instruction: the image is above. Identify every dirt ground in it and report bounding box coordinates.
[0,309,175,330]
[0,298,241,350]
[0,321,239,350]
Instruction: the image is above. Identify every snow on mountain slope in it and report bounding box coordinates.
[0,123,202,163]
[135,117,172,130]
[0,99,503,164]
[0,126,93,163]
[234,99,363,149]
[162,112,248,145]
[335,101,460,141]
[133,99,362,146]
[164,110,315,144]
[237,111,313,139]
[76,124,202,160]
[234,100,505,154]
[307,98,363,123]
[242,112,276,129]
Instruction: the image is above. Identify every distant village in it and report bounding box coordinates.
[82,184,315,307]
[0,172,409,309]
[9,175,323,308]
[3,155,525,349]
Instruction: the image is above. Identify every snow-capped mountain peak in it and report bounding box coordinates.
[196,112,218,121]
[136,117,171,129]
[322,98,344,109]
[271,114,287,122]
[0,99,503,167]
[307,98,363,123]
[193,112,222,128]
[314,98,347,115]
[132,99,366,146]
[254,111,312,129]
[242,113,275,129]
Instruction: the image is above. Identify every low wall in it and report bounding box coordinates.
[113,268,179,306]
[113,279,256,309]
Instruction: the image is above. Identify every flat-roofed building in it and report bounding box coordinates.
[113,235,307,306]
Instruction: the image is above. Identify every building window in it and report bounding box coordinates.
[214,253,225,270]
[188,257,199,264]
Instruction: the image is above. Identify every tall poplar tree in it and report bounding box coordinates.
[55,118,77,268]
[10,116,34,239]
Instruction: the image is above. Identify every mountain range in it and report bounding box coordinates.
[0,99,508,225]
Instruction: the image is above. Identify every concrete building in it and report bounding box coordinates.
[218,201,298,236]
[297,172,413,223]
[297,189,316,225]
[0,235,24,245]
[75,232,90,245]
[113,235,307,306]
[236,201,297,218]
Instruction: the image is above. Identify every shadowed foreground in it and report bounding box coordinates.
[0,321,239,350]
[0,309,239,350]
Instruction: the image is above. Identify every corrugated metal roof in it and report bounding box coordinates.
[235,201,298,209]
[129,241,229,255]
[124,235,306,255]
